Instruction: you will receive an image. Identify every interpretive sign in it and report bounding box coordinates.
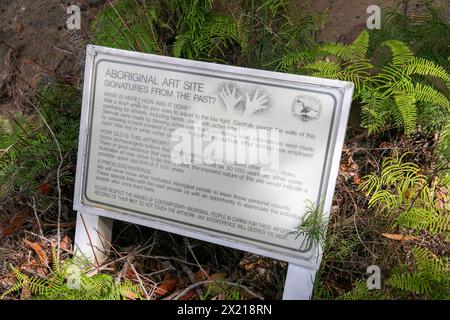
[73,45,353,299]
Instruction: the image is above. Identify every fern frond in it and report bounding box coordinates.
[276,50,316,70]
[172,32,192,58]
[387,268,432,294]
[318,43,354,61]
[405,57,450,82]
[360,90,394,134]
[382,39,414,65]
[387,247,449,298]
[338,279,371,300]
[396,208,450,234]
[394,94,417,134]
[400,82,449,108]
[304,60,342,79]
[351,30,369,58]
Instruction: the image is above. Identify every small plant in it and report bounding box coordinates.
[292,200,328,251]
[238,0,325,70]
[1,249,143,300]
[200,282,244,300]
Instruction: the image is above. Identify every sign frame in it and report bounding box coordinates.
[73,45,354,299]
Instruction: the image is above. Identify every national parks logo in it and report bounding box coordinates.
[292,95,321,122]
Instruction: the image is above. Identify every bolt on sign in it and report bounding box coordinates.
[73,45,354,299]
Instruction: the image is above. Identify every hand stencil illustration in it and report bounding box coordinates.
[244,89,269,116]
[219,85,243,113]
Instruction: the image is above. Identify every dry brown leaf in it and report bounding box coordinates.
[154,278,178,296]
[23,239,48,264]
[194,268,209,282]
[208,272,227,281]
[382,233,418,241]
[20,282,31,300]
[0,209,29,238]
[123,289,138,300]
[39,183,51,195]
[204,272,228,292]
[60,235,72,251]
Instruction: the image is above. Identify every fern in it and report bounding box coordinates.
[382,40,414,65]
[369,2,449,67]
[93,1,159,53]
[0,85,80,200]
[360,89,395,134]
[1,255,144,300]
[394,94,417,134]
[360,153,427,212]
[387,247,449,299]
[93,0,241,63]
[242,0,324,70]
[285,27,449,134]
[337,279,383,300]
[360,152,449,238]
[360,152,449,299]
[396,208,449,235]
[200,281,244,300]
[405,57,450,83]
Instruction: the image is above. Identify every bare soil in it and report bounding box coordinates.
[0,0,103,114]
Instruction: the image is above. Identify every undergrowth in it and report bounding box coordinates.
[0,84,80,215]
[1,0,449,300]
[1,248,143,300]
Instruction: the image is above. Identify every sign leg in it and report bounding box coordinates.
[282,263,317,300]
[74,212,113,266]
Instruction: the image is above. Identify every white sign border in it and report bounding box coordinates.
[74,45,354,270]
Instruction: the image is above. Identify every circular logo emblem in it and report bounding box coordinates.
[292,95,321,122]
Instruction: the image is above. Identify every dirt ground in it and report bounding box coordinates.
[0,0,448,115]
[0,0,102,114]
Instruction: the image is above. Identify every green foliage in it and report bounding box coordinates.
[437,122,450,165]
[360,153,428,213]
[0,85,80,200]
[283,30,450,134]
[93,0,323,68]
[395,208,449,236]
[337,280,373,300]
[360,153,449,299]
[239,0,325,70]
[93,0,240,62]
[360,153,449,235]
[92,0,160,53]
[368,1,450,67]
[387,246,449,299]
[1,251,143,300]
[292,200,328,250]
[200,282,243,300]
